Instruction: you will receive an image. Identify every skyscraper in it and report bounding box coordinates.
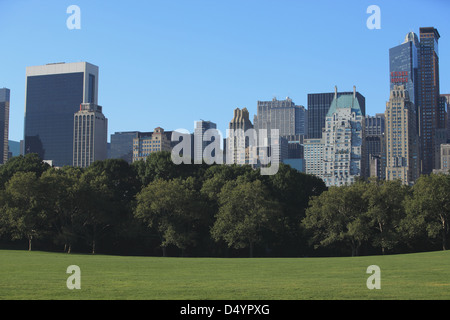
[418,27,441,174]
[194,120,218,163]
[73,103,108,168]
[389,32,420,106]
[253,97,307,138]
[365,114,386,179]
[0,88,10,164]
[227,107,254,164]
[307,89,365,139]
[24,62,99,167]
[385,85,420,185]
[321,88,365,187]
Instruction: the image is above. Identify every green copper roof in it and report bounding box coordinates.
[326,94,362,117]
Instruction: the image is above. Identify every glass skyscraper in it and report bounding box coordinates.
[24,62,99,167]
[389,32,419,107]
[418,27,441,174]
[110,131,140,164]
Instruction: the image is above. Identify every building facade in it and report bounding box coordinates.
[307,89,365,139]
[132,127,172,163]
[385,85,420,185]
[418,27,441,174]
[304,138,324,178]
[0,88,10,164]
[389,32,420,106]
[24,62,99,167]
[433,144,450,174]
[194,120,218,163]
[254,97,307,137]
[365,114,386,179]
[109,131,140,164]
[321,89,365,187]
[226,107,255,164]
[73,103,108,168]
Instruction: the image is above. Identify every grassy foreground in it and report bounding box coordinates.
[0,249,449,300]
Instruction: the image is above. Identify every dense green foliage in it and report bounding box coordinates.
[0,153,448,257]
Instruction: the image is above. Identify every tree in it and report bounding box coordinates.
[0,172,48,250]
[211,178,281,257]
[402,174,450,251]
[39,166,84,253]
[363,180,408,254]
[303,183,370,256]
[0,153,50,189]
[267,163,327,255]
[135,177,207,256]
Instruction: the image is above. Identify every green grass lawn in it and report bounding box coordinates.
[0,249,449,300]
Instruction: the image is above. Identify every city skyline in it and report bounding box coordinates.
[1,1,450,143]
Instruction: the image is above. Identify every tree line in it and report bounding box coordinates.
[0,152,448,257]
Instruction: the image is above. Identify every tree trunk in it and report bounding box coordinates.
[162,246,167,257]
[249,241,254,258]
[28,237,32,251]
[92,240,96,254]
[441,217,447,251]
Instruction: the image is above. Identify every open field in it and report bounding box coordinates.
[0,249,449,300]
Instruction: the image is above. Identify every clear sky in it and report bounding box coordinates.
[1,0,449,142]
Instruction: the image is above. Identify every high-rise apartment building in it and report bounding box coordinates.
[194,120,218,163]
[227,107,255,164]
[365,114,386,179]
[73,103,108,168]
[321,88,365,187]
[132,127,172,163]
[304,138,324,177]
[385,85,420,185]
[307,90,365,139]
[418,27,441,174]
[254,97,307,138]
[432,144,450,174]
[24,62,99,167]
[0,88,10,164]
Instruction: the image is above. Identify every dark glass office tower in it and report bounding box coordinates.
[389,32,419,107]
[0,88,10,164]
[24,62,99,167]
[307,87,365,139]
[110,131,140,164]
[418,27,440,174]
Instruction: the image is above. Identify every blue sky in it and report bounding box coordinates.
[1,0,449,142]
